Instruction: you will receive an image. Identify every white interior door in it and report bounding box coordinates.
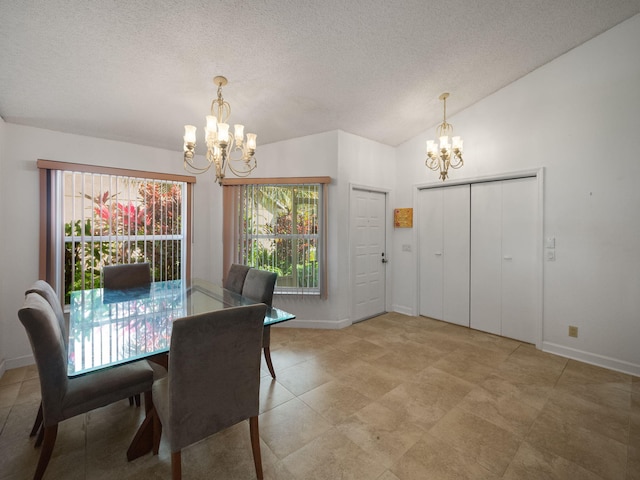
[418,185,470,326]
[470,178,538,343]
[418,188,444,320]
[470,182,503,335]
[352,189,387,322]
[442,185,471,327]
[501,177,538,343]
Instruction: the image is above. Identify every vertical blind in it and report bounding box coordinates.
[38,160,195,304]
[222,177,330,298]
[64,172,184,295]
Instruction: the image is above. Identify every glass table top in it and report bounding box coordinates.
[67,278,295,376]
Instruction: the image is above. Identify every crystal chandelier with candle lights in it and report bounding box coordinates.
[425,92,464,181]
[183,76,257,184]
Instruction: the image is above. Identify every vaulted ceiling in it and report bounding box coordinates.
[1,1,639,153]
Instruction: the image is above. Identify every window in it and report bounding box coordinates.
[223,177,330,297]
[38,160,196,304]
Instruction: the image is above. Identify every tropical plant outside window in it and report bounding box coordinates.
[239,184,321,294]
[63,172,185,303]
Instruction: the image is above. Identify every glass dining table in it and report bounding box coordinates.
[68,278,295,377]
[67,277,295,461]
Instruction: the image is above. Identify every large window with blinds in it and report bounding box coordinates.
[38,160,195,304]
[223,177,330,297]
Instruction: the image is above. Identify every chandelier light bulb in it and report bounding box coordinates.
[246,133,257,151]
[184,125,197,144]
[234,124,244,143]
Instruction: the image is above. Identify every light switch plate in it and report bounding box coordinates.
[546,250,556,261]
[545,237,556,248]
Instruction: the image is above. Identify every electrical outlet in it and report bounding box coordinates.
[568,325,578,338]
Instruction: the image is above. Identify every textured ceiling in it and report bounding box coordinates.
[1,1,639,152]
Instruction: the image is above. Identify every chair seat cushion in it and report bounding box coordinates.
[60,360,154,422]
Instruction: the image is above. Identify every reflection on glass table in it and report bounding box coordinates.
[68,278,295,376]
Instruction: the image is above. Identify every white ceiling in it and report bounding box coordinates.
[1,1,639,152]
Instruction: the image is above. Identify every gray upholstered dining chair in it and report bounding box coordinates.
[223,263,251,294]
[18,293,156,480]
[103,262,152,290]
[242,269,278,378]
[151,304,267,480]
[103,262,152,406]
[24,280,68,438]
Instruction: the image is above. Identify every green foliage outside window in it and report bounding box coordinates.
[64,181,183,303]
[241,185,320,291]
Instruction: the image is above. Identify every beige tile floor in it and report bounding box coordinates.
[1,312,639,479]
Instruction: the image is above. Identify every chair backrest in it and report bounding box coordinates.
[166,304,266,452]
[25,280,67,352]
[103,263,151,290]
[242,269,277,307]
[223,264,251,294]
[18,293,69,424]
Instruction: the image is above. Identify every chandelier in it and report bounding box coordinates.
[425,92,463,181]
[183,76,257,184]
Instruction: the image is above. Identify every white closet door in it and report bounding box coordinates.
[501,177,538,343]
[442,185,470,326]
[470,178,538,343]
[419,185,470,325]
[419,188,444,320]
[470,182,503,335]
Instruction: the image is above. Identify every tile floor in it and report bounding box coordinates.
[1,312,639,479]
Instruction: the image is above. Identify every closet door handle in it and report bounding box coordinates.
[434,252,442,256]
[503,255,512,260]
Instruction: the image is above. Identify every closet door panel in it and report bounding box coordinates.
[418,188,444,320]
[442,185,470,326]
[501,177,538,343]
[470,182,502,335]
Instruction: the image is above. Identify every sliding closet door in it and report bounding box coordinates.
[470,182,502,335]
[419,188,444,320]
[470,177,538,343]
[501,178,538,343]
[442,185,470,326]
[419,185,470,326]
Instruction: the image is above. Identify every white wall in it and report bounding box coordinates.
[0,116,7,376]
[394,14,640,375]
[337,131,396,317]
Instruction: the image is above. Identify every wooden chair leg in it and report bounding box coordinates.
[34,424,58,480]
[249,416,263,480]
[35,424,44,447]
[264,347,276,379]
[129,396,134,406]
[134,394,141,407]
[30,402,43,437]
[171,451,182,480]
[152,407,162,455]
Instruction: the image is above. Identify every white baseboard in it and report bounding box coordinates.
[392,304,415,316]
[275,318,352,330]
[543,341,640,377]
[5,354,35,371]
